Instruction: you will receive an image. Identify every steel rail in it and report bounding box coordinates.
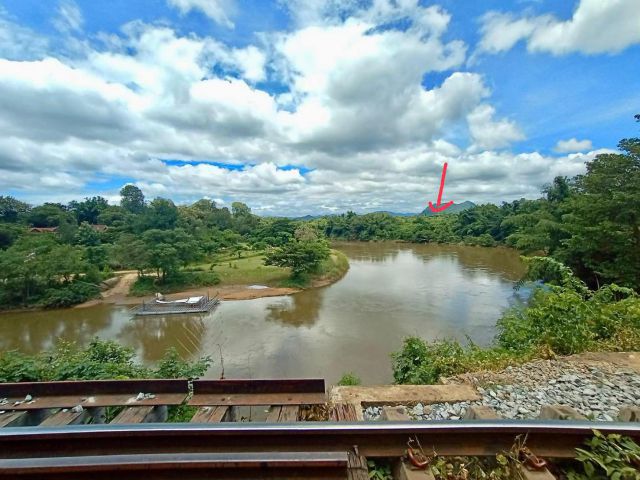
[1,421,639,459]
[0,452,349,479]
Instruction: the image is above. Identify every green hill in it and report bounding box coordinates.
[421,200,476,216]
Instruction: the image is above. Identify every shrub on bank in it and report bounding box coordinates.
[392,260,640,384]
[38,281,100,309]
[0,339,211,382]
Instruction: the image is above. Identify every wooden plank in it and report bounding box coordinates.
[333,404,368,480]
[518,466,557,480]
[330,385,480,406]
[330,403,359,422]
[188,392,325,406]
[110,406,156,424]
[39,410,88,426]
[190,406,229,423]
[347,450,368,480]
[393,459,436,480]
[0,411,27,428]
[279,406,299,422]
[267,405,299,422]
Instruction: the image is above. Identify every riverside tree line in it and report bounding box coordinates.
[0,191,331,308]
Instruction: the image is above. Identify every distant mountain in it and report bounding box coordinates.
[421,201,476,216]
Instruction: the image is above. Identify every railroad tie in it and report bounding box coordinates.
[190,406,230,423]
[538,405,586,421]
[331,403,368,480]
[470,405,557,480]
[618,407,640,422]
[383,407,437,480]
[39,409,89,426]
[0,411,27,428]
[110,405,164,424]
[266,405,299,422]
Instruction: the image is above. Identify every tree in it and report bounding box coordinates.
[74,222,101,246]
[68,196,109,224]
[120,185,145,214]
[27,203,72,228]
[559,144,640,289]
[0,196,30,223]
[142,229,201,281]
[264,238,330,276]
[145,198,178,230]
[231,201,258,234]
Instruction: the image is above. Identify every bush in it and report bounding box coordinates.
[498,285,640,355]
[0,339,211,382]
[391,337,528,385]
[38,281,100,308]
[337,372,361,386]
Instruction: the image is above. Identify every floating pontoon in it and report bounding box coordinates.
[131,293,220,316]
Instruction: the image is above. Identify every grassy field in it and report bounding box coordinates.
[208,254,291,286]
[197,249,349,288]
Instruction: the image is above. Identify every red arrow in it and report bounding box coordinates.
[427,162,454,213]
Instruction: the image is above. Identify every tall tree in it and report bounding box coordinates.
[560,141,640,289]
[0,196,30,223]
[120,185,145,214]
[68,196,109,224]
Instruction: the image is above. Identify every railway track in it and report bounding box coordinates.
[1,379,639,479]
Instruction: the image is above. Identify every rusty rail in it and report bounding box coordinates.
[1,421,639,459]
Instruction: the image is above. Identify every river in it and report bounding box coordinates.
[0,242,525,384]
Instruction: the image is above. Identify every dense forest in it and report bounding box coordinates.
[0,118,638,309]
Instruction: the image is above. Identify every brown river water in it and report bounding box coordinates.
[0,242,525,384]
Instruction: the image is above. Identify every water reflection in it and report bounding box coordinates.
[265,289,323,327]
[118,315,207,362]
[0,242,525,384]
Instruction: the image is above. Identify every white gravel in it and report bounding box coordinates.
[363,360,640,421]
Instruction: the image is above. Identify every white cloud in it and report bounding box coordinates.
[53,0,84,34]
[467,105,525,150]
[0,2,604,215]
[554,138,593,153]
[479,0,640,55]
[168,0,235,28]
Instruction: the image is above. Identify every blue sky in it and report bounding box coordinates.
[0,0,639,214]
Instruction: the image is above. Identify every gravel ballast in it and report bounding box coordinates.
[363,359,640,421]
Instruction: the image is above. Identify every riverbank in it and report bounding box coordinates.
[76,249,350,308]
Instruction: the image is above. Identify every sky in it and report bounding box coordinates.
[1,0,639,215]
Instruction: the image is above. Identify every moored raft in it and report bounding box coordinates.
[131,293,220,316]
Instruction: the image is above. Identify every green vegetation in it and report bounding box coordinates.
[392,258,640,385]
[264,225,331,277]
[210,253,290,286]
[0,338,210,382]
[337,372,361,386]
[567,430,640,480]
[0,188,343,307]
[0,338,211,423]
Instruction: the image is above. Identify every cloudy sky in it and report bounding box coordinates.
[1,0,639,215]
